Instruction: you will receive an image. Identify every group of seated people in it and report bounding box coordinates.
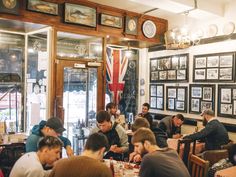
[6,102,236,177]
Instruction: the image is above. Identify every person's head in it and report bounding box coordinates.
[228,144,236,165]
[96,110,112,133]
[200,109,214,126]
[105,102,117,115]
[131,118,150,132]
[142,103,150,115]
[43,117,66,137]
[172,114,184,127]
[84,133,109,160]
[132,128,156,156]
[37,136,63,165]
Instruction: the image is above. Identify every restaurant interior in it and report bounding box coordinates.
[0,0,236,177]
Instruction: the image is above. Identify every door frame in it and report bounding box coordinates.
[54,59,105,123]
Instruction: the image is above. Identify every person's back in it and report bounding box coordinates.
[49,156,112,177]
[140,149,190,177]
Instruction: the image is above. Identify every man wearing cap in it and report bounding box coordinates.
[26,117,74,157]
[184,109,229,150]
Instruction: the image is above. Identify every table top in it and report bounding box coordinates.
[215,166,236,177]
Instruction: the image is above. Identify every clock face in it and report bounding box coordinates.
[128,19,136,32]
[2,0,17,9]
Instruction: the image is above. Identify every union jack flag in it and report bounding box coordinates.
[106,47,128,104]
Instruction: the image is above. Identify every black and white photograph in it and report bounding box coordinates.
[220,103,232,115]
[168,88,176,98]
[157,85,163,97]
[171,56,179,69]
[191,99,200,112]
[177,70,186,80]
[219,68,232,80]
[179,56,187,69]
[159,58,171,70]
[191,87,202,98]
[220,55,233,67]
[151,71,158,81]
[201,101,212,111]
[157,98,163,109]
[207,56,219,67]
[168,99,175,110]
[233,89,236,99]
[195,57,206,68]
[195,69,206,80]
[221,88,231,103]
[207,68,218,80]
[159,71,167,80]
[177,88,185,101]
[150,60,158,71]
[234,101,236,115]
[150,97,157,108]
[167,70,176,80]
[203,87,212,101]
[150,85,157,96]
[176,101,185,111]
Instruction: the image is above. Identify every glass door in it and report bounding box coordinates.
[55,60,99,150]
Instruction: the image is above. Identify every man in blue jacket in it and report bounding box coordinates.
[26,117,73,157]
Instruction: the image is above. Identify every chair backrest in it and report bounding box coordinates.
[188,154,209,177]
[177,138,196,166]
[202,149,228,167]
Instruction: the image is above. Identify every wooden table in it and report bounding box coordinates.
[215,166,236,177]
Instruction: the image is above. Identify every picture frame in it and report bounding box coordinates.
[218,85,236,118]
[150,54,189,83]
[125,16,138,35]
[64,3,97,28]
[0,0,19,15]
[190,84,215,114]
[167,86,187,112]
[149,84,164,110]
[27,0,58,15]
[100,13,123,28]
[193,52,235,82]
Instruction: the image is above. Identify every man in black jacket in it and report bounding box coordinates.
[137,103,153,129]
[184,109,229,150]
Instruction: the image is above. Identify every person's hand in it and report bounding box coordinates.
[129,152,142,162]
[110,145,123,153]
[66,146,74,157]
[172,134,182,139]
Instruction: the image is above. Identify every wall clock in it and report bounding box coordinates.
[0,0,19,15]
[142,20,156,38]
[125,16,138,35]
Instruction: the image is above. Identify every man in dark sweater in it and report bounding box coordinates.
[158,114,184,139]
[137,103,153,129]
[184,109,229,150]
[132,128,190,177]
[49,133,112,177]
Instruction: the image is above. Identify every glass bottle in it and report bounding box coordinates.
[110,157,115,177]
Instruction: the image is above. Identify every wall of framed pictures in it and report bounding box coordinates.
[193,52,235,82]
[189,84,215,114]
[218,85,236,118]
[150,84,164,110]
[150,54,189,82]
[166,86,188,113]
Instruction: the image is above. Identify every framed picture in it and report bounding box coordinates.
[150,97,157,108]
[190,84,215,114]
[157,98,163,109]
[177,88,185,101]
[176,101,185,111]
[193,52,235,82]
[168,99,175,110]
[150,85,157,96]
[207,56,219,67]
[195,57,206,68]
[149,84,164,110]
[64,3,96,27]
[233,89,236,99]
[149,54,189,83]
[100,13,123,28]
[156,85,163,97]
[0,0,19,15]
[218,85,236,118]
[27,0,58,15]
[125,16,138,35]
[191,99,200,112]
[203,87,212,101]
[168,88,176,98]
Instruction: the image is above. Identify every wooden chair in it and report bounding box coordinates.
[177,138,196,166]
[188,153,209,177]
[202,149,228,167]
